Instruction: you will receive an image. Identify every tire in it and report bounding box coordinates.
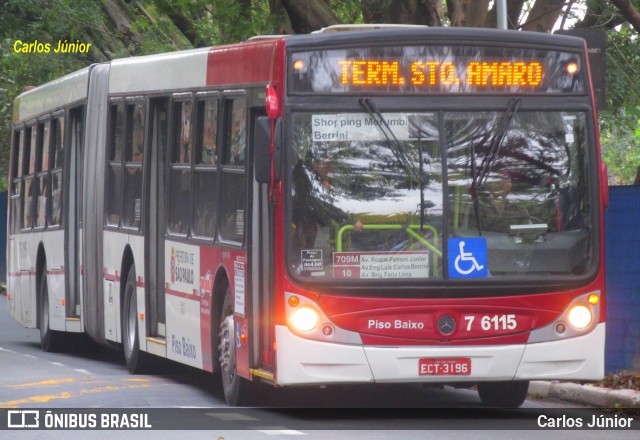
[477,381,529,408]
[218,288,250,406]
[122,266,147,374]
[39,273,65,352]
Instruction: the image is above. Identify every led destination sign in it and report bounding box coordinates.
[337,60,543,88]
[290,45,584,95]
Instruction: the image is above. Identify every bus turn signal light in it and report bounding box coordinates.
[288,295,300,307]
[566,62,579,74]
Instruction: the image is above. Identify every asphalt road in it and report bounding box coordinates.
[1,294,637,439]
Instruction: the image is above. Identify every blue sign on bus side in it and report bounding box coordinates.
[448,238,488,278]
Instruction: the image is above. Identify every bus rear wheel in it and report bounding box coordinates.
[122,266,147,374]
[218,288,250,406]
[477,381,529,407]
[39,273,65,352]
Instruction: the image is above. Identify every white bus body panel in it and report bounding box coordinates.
[7,230,70,332]
[101,231,147,346]
[41,230,66,332]
[275,323,605,385]
[275,325,374,385]
[515,322,605,380]
[103,230,127,343]
[15,68,90,123]
[164,240,204,369]
[109,48,209,94]
[8,232,37,328]
[129,234,147,351]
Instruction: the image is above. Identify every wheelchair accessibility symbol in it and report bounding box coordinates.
[448,238,488,278]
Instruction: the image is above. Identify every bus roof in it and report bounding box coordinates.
[14,38,284,121]
[283,26,587,50]
[13,27,587,123]
[109,47,211,94]
[13,66,90,124]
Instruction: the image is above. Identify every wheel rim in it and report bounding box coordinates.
[219,315,236,382]
[125,288,137,358]
[42,290,49,333]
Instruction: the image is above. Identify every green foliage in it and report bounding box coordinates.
[0,0,104,191]
[598,26,640,185]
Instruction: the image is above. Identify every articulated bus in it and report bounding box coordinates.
[7,26,607,407]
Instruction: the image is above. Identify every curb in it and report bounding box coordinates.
[529,381,640,408]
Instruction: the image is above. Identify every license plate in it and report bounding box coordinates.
[419,357,471,376]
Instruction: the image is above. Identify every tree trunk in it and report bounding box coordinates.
[520,0,565,32]
[611,0,640,33]
[362,0,441,26]
[270,0,295,34]
[447,0,464,27]
[99,0,143,47]
[485,0,526,29]
[280,0,340,33]
[459,0,490,27]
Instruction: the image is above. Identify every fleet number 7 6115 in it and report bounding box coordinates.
[464,314,517,332]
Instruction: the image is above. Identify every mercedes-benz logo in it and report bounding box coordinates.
[437,315,456,336]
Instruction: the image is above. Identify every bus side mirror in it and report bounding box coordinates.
[254,116,282,184]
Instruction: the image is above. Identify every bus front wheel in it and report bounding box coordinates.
[122,266,147,374]
[218,288,250,406]
[477,381,529,407]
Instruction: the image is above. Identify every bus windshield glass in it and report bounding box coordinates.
[287,110,593,283]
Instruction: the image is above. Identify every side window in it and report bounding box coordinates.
[20,126,32,178]
[220,96,246,242]
[51,116,65,169]
[226,98,247,166]
[122,100,145,229]
[22,126,34,230]
[10,129,22,234]
[49,115,65,227]
[35,121,50,228]
[167,99,193,236]
[193,97,218,239]
[28,127,38,174]
[106,101,124,227]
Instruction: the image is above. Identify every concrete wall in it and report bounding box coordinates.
[605,185,640,373]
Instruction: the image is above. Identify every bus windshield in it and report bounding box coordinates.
[287,109,593,283]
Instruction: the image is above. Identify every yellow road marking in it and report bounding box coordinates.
[5,378,78,388]
[0,379,168,408]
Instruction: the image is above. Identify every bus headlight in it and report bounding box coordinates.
[568,305,592,329]
[289,307,320,332]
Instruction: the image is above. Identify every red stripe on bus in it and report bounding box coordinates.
[206,39,283,87]
[165,284,197,300]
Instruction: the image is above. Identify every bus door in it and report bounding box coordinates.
[248,106,274,374]
[64,107,84,322]
[144,97,168,341]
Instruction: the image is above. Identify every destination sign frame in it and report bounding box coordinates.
[289,45,585,95]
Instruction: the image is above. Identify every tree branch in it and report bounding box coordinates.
[611,0,640,33]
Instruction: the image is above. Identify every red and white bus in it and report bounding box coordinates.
[7,26,607,407]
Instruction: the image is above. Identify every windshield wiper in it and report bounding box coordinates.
[476,98,521,188]
[358,98,421,187]
[469,98,521,236]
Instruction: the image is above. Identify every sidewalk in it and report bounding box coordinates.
[529,381,640,407]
